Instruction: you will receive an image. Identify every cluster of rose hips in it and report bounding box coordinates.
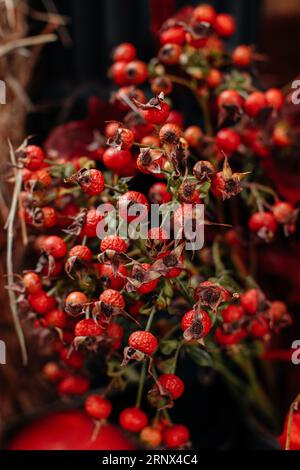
[15,3,296,449]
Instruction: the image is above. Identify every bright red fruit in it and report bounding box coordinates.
[164,424,190,448]
[265,88,284,110]
[119,407,148,432]
[23,145,44,170]
[23,272,42,294]
[85,395,112,420]
[181,309,212,338]
[80,169,105,195]
[100,235,127,253]
[69,245,92,262]
[41,236,67,258]
[244,91,267,118]
[74,318,103,337]
[249,317,270,337]
[248,211,277,235]
[28,291,56,315]
[96,263,128,290]
[215,327,246,345]
[160,26,186,45]
[118,191,149,222]
[100,289,125,309]
[214,14,236,37]
[128,330,158,355]
[221,304,244,323]
[81,209,103,238]
[112,43,136,62]
[58,375,90,396]
[216,128,240,154]
[232,45,252,67]
[192,4,216,24]
[158,374,185,399]
[103,147,132,174]
[44,309,67,329]
[142,101,170,125]
[240,289,259,315]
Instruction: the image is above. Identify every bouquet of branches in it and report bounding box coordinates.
[6,3,300,450]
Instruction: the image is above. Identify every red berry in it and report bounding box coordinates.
[41,235,67,258]
[206,68,222,88]
[23,272,42,295]
[244,91,267,118]
[69,245,92,262]
[28,291,56,315]
[272,201,294,223]
[59,347,84,369]
[160,26,186,45]
[119,407,148,432]
[128,330,158,355]
[215,327,246,345]
[75,318,103,337]
[181,309,212,338]
[166,110,184,128]
[265,88,284,110]
[125,60,148,85]
[65,291,88,306]
[100,289,125,309]
[85,395,112,420]
[158,374,184,399]
[158,43,181,65]
[142,101,170,125]
[81,209,103,238]
[44,308,67,329]
[80,169,105,195]
[148,182,172,204]
[249,317,270,337]
[140,426,163,448]
[193,4,216,24]
[218,89,243,109]
[106,322,124,349]
[43,362,63,383]
[221,304,244,323]
[111,61,127,86]
[100,235,127,253]
[216,128,240,154]
[164,424,190,448]
[30,169,52,188]
[112,43,136,62]
[133,263,158,294]
[23,145,44,170]
[240,289,259,315]
[159,123,181,146]
[118,191,149,222]
[214,14,236,37]
[184,126,203,147]
[96,263,128,290]
[41,207,57,228]
[232,45,252,67]
[58,375,90,395]
[103,148,132,174]
[248,211,277,235]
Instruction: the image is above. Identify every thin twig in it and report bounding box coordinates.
[0,33,57,56]
[5,140,28,366]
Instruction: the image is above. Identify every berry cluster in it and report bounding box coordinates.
[13,3,296,449]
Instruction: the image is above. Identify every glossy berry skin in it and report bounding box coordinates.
[111,61,127,85]
[218,89,243,109]
[96,263,128,290]
[112,43,136,62]
[206,68,222,88]
[75,318,103,337]
[158,43,181,65]
[241,289,259,315]
[58,375,90,396]
[119,407,148,432]
[69,245,92,262]
[41,235,67,258]
[81,209,103,238]
[100,235,127,253]
[65,291,88,306]
[23,145,44,170]
[158,374,184,399]
[272,201,294,223]
[193,4,216,24]
[128,330,158,355]
[23,272,42,295]
[265,88,284,110]
[41,207,57,228]
[103,147,132,174]
[249,317,270,337]
[28,291,56,315]
[142,101,170,125]
[164,424,190,449]
[85,395,112,420]
[125,60,148,85]
[148,182,172,204]
[181,309,212,337]
[80,169,105,195]
[232,45,252,67]
[216,128,240,154]
[215,327,247,346]
[44,309,67,329]
[214,14,235,37]
[184,126,203,147]
[100,289,125,309]
[160,26,186,45]
[140,426,163,448]
[118,191,149,222]
[248,211,277,234]
[221,304,244,323]
[244,91,267,118]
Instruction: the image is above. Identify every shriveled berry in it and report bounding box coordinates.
[100,289,125,309]
[158,374,184,399]
[128,330,158,355]
[100,235,127,253]
[69,245,92,262]
[80,169,105,195]
[81,209,103,238]
[75,318,103,337]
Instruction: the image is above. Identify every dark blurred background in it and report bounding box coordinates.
[28,0,300,138]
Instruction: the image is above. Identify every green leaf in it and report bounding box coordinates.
[186,345,213,368]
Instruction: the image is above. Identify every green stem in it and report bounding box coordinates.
[170,341,184,374]
[146,306,156,331]
[135,360,147,408]
[212,238,225,276]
